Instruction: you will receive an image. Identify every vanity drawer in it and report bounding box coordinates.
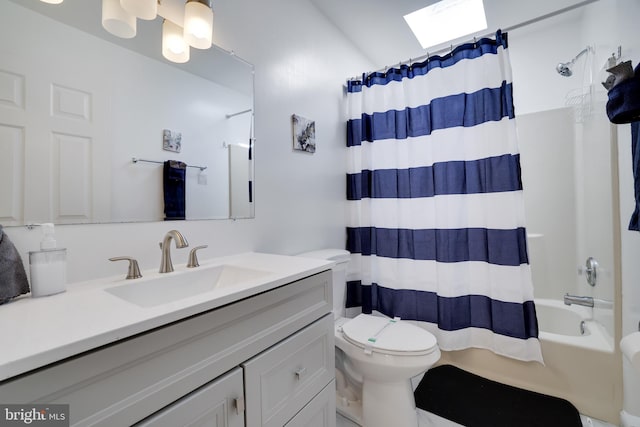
[135,367,244,427]
[284,380,336,427]
[243,314,334,427]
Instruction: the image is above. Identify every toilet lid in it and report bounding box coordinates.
[341,314,438,356]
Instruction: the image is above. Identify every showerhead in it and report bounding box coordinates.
[556,46,592,77]
[556,62,573,77]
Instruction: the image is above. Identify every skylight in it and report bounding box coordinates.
[404,0,488,50]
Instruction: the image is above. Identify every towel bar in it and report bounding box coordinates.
[131,157,207,171]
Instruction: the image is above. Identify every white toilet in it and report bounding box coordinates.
[299,249,441,427]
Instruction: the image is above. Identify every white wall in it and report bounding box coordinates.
[4,0,373,283]
[508,0,640,332]
[517,108,578,299]
[578,0,640,337]
[509,7,589,116]
[508,5,599,302]
[215,0,375,256]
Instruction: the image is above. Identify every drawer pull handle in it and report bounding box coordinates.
[234,397,245,414]
[295,367,307,380]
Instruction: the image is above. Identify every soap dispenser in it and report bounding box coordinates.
[29,223,67,297]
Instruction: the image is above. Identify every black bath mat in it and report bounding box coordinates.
[414,365,582,427]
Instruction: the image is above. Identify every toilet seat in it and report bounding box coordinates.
[340,314,438,356]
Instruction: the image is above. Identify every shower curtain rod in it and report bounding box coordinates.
[363,0,599,77]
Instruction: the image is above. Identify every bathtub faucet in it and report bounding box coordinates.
[563,293,594,308]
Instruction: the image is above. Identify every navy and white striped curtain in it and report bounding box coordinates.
[345,31,543,363]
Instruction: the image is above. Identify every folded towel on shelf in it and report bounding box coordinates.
[0,225,30,304]
[163,160,187,220]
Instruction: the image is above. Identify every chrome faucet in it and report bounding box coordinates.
[159,230,189,273]
[563,293,594,308]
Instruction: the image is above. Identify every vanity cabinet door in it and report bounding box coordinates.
[243,314,334,427]
[135,367,244,427]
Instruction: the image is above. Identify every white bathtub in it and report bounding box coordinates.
[438,298,620,424]
[535,298,614,351]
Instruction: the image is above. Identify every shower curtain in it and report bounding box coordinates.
[345,31,543,363]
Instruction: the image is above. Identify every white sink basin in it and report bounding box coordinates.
[105,264,271,308]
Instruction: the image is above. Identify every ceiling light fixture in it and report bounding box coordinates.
[70,0,216,63]
[120,0,158,21]
[39,0,64,4]
[162,19,190,64]
[102,0,137,39]
[184,0,214,49]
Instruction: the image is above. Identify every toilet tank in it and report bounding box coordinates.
[298,249,350,318]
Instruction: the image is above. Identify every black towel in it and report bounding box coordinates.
[0,225,30,304]
[163,160,186,220]
[607,63,640,124]
[630,122,640,231]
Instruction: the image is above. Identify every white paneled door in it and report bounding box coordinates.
[0,24,111,225]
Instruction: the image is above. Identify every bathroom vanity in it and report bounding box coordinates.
[0,253,336,427]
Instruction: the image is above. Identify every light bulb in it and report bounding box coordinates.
[102,0,136,39]
[120,0,157,20]
[184,1,213,49]
[162,20,190,63]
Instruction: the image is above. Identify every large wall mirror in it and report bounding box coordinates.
[0,0,255,226]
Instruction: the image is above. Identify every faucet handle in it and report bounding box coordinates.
[187,245,208,268]
[109,256,142,280]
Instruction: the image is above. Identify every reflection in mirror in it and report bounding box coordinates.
[0,0,254,226]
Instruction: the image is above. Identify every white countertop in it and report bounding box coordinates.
[0,252,333,382]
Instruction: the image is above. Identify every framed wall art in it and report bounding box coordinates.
[291,114,316,153]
